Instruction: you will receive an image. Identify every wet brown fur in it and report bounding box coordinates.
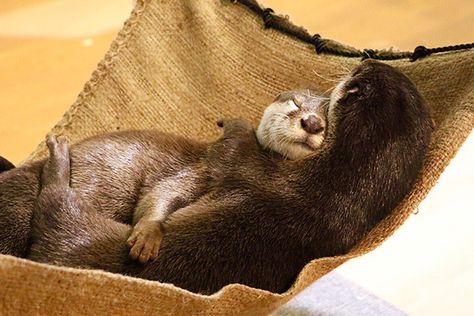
[0,131,211,257]
[0,90,323,263]
[3,61,433,295]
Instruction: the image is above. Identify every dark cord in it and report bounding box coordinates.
[235,0,473,62]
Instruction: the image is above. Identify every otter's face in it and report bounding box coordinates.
[256,89,328,160]
[328,60,420,127]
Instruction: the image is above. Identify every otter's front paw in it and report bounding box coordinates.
[127,220,163,264]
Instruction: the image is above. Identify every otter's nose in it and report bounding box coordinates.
[300,115,323,134]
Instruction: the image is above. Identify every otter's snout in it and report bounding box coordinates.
[300,115,323,134]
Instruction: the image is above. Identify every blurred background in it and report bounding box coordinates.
[0,1,473,315]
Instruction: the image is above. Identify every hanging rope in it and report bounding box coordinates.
[411,43,474,61]
[235,0,473,62]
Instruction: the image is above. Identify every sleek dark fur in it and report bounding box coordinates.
[26,60,433,295]
[0,90,323,262]
[0,131,210,257]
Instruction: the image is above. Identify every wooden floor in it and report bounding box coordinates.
[0,1,472,315]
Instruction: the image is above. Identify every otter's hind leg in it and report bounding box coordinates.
[41,136,70,188]
[29,136,133,273]
[29,136,76,264]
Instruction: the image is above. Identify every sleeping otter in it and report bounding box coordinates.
[0,89,327,262]
[27,60,433,294]
[256,89,328,159]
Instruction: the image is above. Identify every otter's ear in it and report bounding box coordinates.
[273,92,285,102]
[217,119,224,128]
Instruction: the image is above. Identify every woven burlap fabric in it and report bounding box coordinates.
[1,0,473,315]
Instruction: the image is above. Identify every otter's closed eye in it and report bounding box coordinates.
[288,99,300,110]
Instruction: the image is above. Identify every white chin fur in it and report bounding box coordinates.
[329,80,345,111]
[282,144,314,160]
[257,126,319,160]
[330,73,354,115]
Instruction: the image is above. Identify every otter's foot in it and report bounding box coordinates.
[30,135,73,247]
[127,220,163,263]
[42,135,70,188]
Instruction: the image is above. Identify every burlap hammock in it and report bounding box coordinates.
[1,0,473,314]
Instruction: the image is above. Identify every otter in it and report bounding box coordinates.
[26,60,433,295]
[127,89,327,262]
[0,89,327,262]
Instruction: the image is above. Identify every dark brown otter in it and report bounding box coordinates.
[0,91,327,262]
[26,60,433,295]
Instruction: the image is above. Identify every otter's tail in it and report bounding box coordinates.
[0,156,15,173]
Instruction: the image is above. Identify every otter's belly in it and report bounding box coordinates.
[66,132,201,224]
[68,145,144,223]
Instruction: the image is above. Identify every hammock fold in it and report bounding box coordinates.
[1,0,473,314]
